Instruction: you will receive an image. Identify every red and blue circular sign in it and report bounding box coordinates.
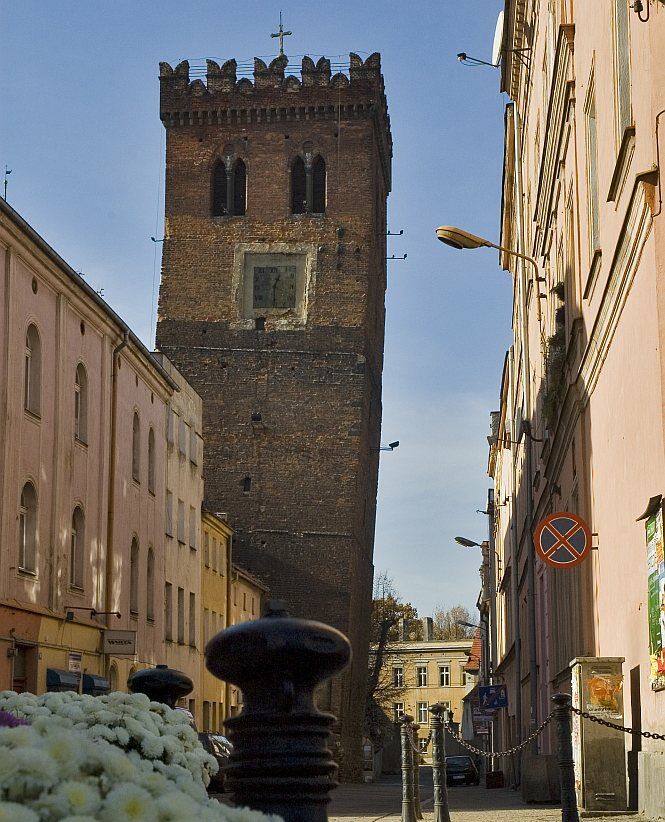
[534,512,592,568]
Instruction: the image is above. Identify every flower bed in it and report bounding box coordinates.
[0,692,281,822]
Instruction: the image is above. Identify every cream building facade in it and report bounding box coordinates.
[485,0,665,812]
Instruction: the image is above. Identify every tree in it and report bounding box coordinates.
[365,572,419,746]
[432,604,476,640]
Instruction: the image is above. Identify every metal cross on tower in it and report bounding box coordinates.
[270,12,292,56]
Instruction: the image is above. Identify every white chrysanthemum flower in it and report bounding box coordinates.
[140,733,165,759]
[0,801,40,822]
[59,816,99,822]
[40,730,85,777]
[155,791,200,819]
[52,780,102,815]
[99,784,158,822]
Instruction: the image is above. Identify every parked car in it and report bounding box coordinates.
[198,732,233,792]
[445,755,480,786]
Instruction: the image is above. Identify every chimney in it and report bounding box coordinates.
[422,617,434,641]
[398,618,409,642]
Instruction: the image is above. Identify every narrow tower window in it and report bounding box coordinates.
[291,157,307,214]
[130,537,139,614]
[233,159,247,215]
[212,161,228,216]
[74,363,88,443]
[242,476,252,493]
[70,506,85,589]
[24,324,41,416]
[147,546,155,620]
[132,412,141,482]
[312,156,326,214]
[148,427,156,494]
[19,482,37,573]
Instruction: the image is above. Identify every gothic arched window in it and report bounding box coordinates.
[130,537,139,615]
[312,156,326,214]
[24,324,41,416]
[233,160,246,216]
[291,157,307,214]
[74,363,88,443]
[19,482,37,573]
[212,161,228,216]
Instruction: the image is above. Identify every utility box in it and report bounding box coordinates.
[571,657,627,814]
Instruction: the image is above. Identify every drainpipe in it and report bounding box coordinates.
[225,531,233,723]
[105,332,129,656]
[510,100,540,753]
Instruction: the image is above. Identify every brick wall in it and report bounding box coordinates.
[156,53,392,779]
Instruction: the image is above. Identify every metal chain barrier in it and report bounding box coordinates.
[570,706,665,741]
[406,727,433,755]
[443,711,554,758]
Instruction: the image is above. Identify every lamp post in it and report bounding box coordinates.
[439,225,540,755]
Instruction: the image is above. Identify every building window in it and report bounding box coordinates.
[291,154,326,215]
[18,482,37,573]
[416,665,428,687]
[130,538,139,614]
[177,499,185,544]
[393,703,405,723]
[417,702,429,724]
[189,592,196,646]
[242,592,247,612]
[312,155,326,214]
[439,665,450,687]
[24,324,41,416]
[211,537,217,572]
[613,0,632,143]
[178,418,187,457]
[189,425,198,465]
[165,490,173,536]
[463,671,473,686]
[132,412,141,483]
[177,587,185,643]
[164,582,173,641]
[146,546,155,621]
[585,80,600,259]
[251,596,256,616]
[204,531,210,566]
[189,506,197,549]
[233,159,247,216]
[166,408,175,445]
[148,428,156,494]
[291,156,307,214]
[212,161,228,216]
[392,666,404,688]
[74,363,88,443]
[203,701,210,732]
[204,608,210,644]
[70,506,85,589]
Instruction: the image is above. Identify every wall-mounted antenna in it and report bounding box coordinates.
[150,236,165,243]
[3,166,12,201]
[387,229,404,236]
[387,254,407,261]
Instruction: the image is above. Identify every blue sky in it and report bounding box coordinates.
[2,1,512,617]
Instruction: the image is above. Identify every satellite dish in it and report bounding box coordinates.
[491,10,505,66]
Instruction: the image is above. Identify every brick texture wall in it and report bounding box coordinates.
[156,53,392,779]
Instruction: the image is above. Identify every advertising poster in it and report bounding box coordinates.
[646,508,665,691]
[583,669,623,721]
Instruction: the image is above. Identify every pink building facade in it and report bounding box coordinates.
[0,197,194,696]
[487,1,665,814]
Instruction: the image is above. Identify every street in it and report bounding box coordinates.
[327,772,646,822]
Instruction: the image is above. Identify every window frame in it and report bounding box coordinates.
[18,481,38,575]
[416,665,428,687]
[24,324,42,418]
[130,537,139,615]
[132,412,141,483]
[439,664,451,687]
[69,505,85,590]
[74,363,88,444]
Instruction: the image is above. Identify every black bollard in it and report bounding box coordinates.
[411,723,423,820]
[552,693,580,822]
[205,600,351,822]
[429,703,451,822]
[127,664,193,709]
[400,715,417,822]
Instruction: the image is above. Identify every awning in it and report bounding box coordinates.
[46,668,79,692]
[82,673,110,695]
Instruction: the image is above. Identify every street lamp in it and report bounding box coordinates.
[435,225,542,322]
[454,536,482,548]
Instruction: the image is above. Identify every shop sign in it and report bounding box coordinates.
[68,651,82,674]
[102,629,136,656]
[645,508,665,691]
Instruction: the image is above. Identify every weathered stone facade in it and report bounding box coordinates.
[156,53,392,778]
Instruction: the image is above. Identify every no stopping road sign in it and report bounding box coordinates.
[534,512,592,568]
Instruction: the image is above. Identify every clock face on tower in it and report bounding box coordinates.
[252,264,297,309]
[237,248,314,325]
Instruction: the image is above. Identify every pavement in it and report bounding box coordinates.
[326,772,647,822]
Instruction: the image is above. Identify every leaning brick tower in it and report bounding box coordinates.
[156,52,392,777]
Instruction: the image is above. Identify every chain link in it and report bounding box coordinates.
[442,712,554,759]
[406,727,432,755]
[570,706,665,741]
